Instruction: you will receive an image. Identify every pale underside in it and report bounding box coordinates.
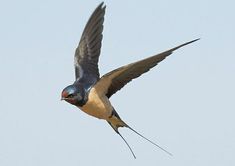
[79,86,113,119]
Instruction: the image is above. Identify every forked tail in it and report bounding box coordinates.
[107,109,172,158]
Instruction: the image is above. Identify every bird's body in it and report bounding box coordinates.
[61,2,199,158]
[79,85,113,120]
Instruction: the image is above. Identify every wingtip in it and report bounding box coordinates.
[91,2,106,15]
[184,38,200,45]
[191,38,200,43]
[98,2,106,9]
[171,38,200,51]
[99,2,104,6]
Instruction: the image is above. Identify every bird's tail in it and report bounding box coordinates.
[107,109,172,158]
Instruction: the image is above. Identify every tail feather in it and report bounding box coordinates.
[126,125,172,156]
[107,121,136,158]
[107,109,172,158]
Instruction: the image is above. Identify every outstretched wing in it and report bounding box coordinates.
[95,39,199,98]
[74,2,105,89]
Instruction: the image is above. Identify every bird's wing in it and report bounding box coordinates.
[74,2,105,89]
[95,39,199,98]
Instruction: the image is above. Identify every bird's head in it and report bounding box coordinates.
[61,84,86,106]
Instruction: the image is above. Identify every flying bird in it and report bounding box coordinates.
[61,2,199,158]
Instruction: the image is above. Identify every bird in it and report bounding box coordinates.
[61,2,199,158]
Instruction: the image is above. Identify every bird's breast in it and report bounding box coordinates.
[79,87,113,120]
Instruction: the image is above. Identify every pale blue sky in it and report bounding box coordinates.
[1,0,235,165]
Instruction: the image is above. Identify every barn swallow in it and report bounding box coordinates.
[61,2,199,158]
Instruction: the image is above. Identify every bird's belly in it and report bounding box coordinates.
[79,88,112,120]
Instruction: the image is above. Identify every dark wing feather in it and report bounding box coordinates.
[74,2,105,89]
[97,39,199,98]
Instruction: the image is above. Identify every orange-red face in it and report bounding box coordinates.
[61,90,69,99]
[61,85,76,104]
[61,84,84,106]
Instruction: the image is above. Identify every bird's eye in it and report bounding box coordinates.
[68,94,75,98]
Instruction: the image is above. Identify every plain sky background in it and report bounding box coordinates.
[1,0,235,165]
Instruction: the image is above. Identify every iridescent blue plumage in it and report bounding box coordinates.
[61,84,86,106]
